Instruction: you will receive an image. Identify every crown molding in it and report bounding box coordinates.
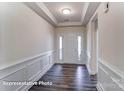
[23,2,57,26]
[57,21,82,27]
[81,2,90,25]
[36,3,58,25]
[81,2,100,25]
[24,2,99,27]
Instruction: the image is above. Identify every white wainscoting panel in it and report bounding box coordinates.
[0,51,54,91]
[97,59,124,91]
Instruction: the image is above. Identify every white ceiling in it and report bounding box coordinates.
[24,2,100,26]
[44,2,84,23]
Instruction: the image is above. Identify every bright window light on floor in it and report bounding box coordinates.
[59,36,63,60]
[78,36,81,60]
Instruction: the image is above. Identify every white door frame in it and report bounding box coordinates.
[55,28,84,64]
[90,14,99,75]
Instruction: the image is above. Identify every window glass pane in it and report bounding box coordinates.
[78,36,81,60]
[59,36,63,60]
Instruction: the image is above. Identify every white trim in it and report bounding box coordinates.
[89,3,100,24]
[57,22,82,27]
[0,50,54,80]
[99,59,124,80]
[0,66,25,80]
[23,2,57,26]
[86,64,91,75]
[86,50,91,75]
[16,70,41,91]
[86,50,97,75]
[36,2,57,24]
[24,2,99,26]
[86,50,91,59]
[97,82,104,91]
[98,64,109,76]
[0,50,54,91]
[110,77,124,91]
[99,58,124,90]
[17,63,54,91]
[81,2,90,24]
[0,50,54,71]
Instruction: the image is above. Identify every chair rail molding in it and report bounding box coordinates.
[0,50,55,91]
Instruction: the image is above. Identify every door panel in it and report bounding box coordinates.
[63,32,78,63]
[56,30,83,64]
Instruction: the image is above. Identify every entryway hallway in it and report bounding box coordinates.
[0,2,124,91]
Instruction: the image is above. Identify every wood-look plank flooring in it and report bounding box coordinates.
[29,64,97,91]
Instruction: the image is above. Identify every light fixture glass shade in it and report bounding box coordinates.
[62,8,71,15]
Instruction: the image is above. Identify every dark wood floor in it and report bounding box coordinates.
[29,64,97,91]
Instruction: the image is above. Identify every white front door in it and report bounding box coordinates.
[58,30,83,64]
[63,31,78,63]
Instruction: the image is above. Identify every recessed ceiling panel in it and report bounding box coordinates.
[44,2,84,23]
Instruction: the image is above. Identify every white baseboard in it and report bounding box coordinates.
[17,63,54,91]
[55,61,85,65]
[86,50,96,75]
[16,70,42,91]
[97,82,104,91]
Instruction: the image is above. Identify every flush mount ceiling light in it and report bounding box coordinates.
[62,8,71,15]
